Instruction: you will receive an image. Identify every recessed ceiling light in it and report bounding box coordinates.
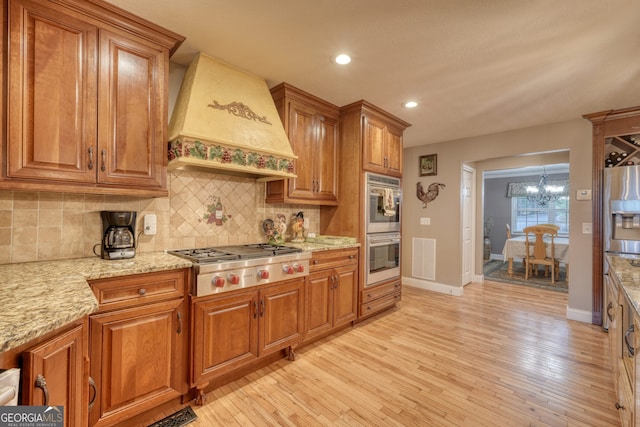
[403,101,418,108]
[334,54,351,65]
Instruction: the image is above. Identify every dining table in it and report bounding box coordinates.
[501,235,569,278]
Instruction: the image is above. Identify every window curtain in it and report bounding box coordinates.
[506,180,569,197]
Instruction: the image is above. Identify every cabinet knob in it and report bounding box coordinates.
[138,288,146,296]
[313,259,319,264]
[349,255,355,259]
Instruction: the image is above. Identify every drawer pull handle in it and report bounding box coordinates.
[138,288,146,296]
[177,311,183,334]
[88,376,97,412]
[616,402,626,410]
[253,301,258,319]
[607,301,614,322]
[35,374,49,406]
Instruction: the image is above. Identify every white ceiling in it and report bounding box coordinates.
[106,0,640,148]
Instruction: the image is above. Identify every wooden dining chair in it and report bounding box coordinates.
[505,224,512,238]
[523,225,560,284]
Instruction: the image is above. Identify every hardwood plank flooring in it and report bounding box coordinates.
[138,281,620,426]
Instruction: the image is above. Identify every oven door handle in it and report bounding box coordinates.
[368,237,401,246]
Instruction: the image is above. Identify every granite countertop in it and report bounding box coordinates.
[0,252,193,354]
[607,254,640,315]
[285,241,360,252]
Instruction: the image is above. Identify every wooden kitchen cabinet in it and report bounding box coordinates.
[360,279,402,319]
[304,248,358,341]
[22,318,89,427]
[362,113,404,177]
[88,269,189,427]
[191,277,304,404]
[2,0,184,197]
[266,83,339,205]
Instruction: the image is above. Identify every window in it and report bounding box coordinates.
[511,196,569,234]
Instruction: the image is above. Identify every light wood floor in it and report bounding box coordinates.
[144,281,620,426]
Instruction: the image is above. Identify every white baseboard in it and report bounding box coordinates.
[566,305,592,323]
[403,276,464,296]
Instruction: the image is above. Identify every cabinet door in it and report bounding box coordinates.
[89,299,186,427]
[97,29,167,189]
[315,114,339,202]
[7,0,97,183]
[260,279,304,356]
[385,127,403,177]
[304,270,333,339]
[287,100,317,200]
[192,291,259,382]
[333,264,358,327]
[22,321,87,427]
[363,116,387,174]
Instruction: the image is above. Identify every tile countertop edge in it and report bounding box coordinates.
[0,252,193,355]
[607,254,640,315]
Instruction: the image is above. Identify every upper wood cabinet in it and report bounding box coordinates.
[362,114,405,177]
[2,0,184,197]
[266,83,339,205]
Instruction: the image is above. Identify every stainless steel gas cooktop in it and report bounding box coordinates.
[167,244,310,296]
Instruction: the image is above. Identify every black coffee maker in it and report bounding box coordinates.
[100,211,137,260]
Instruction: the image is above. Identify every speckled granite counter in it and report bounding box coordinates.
[0,252,193,354]
[607,254,640,315]
[285,241,360,252]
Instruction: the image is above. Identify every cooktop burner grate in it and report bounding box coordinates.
[167,244,302,263]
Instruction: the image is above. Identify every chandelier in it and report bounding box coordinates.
[526,169,564,206]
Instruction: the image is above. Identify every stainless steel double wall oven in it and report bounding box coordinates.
[365,172,401,287]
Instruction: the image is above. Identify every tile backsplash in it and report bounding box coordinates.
[0,169,319,264]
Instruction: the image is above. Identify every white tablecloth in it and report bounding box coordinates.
[501,236,569,264]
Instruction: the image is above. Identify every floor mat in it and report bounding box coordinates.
[147,406,197,427]
[483,259,567,292]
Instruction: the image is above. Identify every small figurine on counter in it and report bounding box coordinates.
[290,211,305,242]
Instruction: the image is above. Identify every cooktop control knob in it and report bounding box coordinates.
[212,276,225,287]
[283,265,294,275]
[293,263,304,273]
[228,273,240,285]
[258,269,270,279]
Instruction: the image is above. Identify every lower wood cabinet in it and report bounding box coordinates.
[191,277,304,404]
[22,318,89,427]
[88,269,189,427]
[304,248,358,341]
[606,259,640,426]
[360,279,401,319]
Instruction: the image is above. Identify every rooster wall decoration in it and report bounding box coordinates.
[416,181,446,208]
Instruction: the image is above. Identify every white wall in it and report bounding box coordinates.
[403,118,593,319]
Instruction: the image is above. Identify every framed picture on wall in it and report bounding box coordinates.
[419,154,437,176]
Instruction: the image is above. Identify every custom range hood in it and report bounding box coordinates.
[168,53,296,179]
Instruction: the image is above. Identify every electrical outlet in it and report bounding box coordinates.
[420,217,430,225]
[144,214,157,235]
[582,223,592,234]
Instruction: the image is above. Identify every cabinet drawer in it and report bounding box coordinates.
[361,281,401,303]
[309,248,359,272]
[360,291,401,317]
[90,269,186,311]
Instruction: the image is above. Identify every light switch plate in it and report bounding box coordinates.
[576,189,592,200]
[420,217,430,225]
[582,223,592,234]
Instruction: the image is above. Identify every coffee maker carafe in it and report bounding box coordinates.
[101,211,136,260]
